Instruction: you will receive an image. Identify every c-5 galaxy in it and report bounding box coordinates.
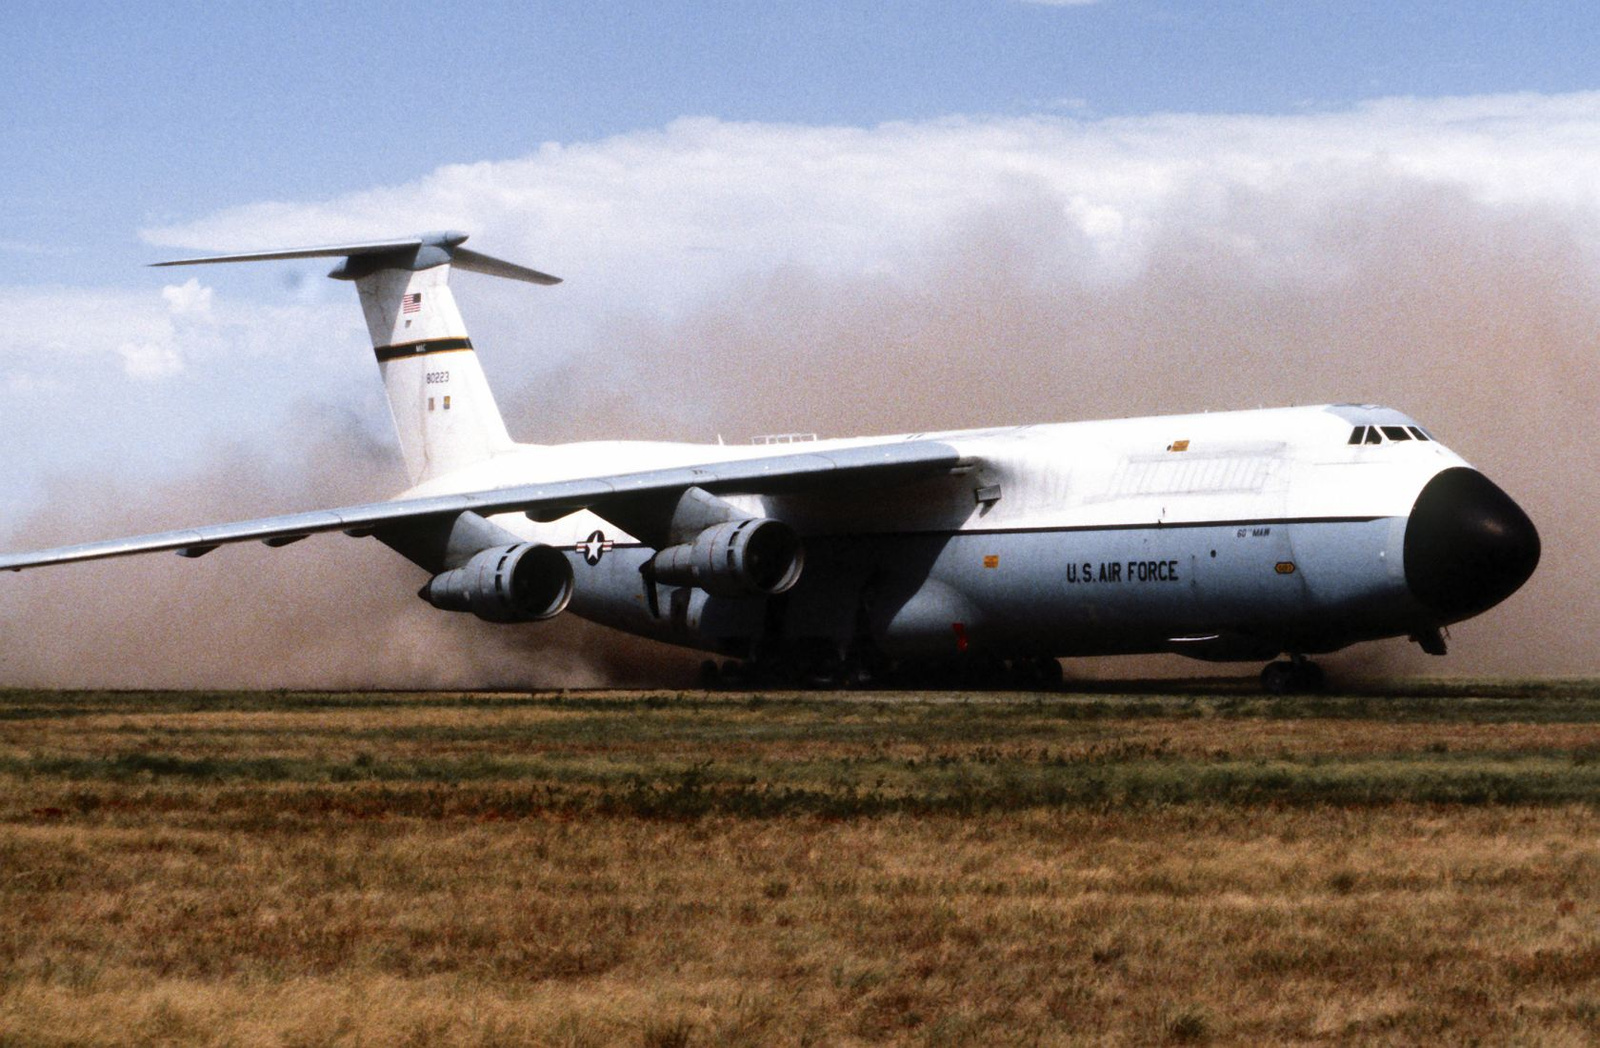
[1,233,1541,692]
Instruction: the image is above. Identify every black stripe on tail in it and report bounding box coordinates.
[374,337,474,362]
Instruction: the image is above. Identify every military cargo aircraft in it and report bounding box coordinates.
[0,233,1541,692]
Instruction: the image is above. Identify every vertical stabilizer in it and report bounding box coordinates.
[352,261,512,483]
[153,232,561,486]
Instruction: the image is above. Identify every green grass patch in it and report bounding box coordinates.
[8,750,1600,819]
[5,684,1600,820]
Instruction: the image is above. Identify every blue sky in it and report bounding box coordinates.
[6,2,1600,285]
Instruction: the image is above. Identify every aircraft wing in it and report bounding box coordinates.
[0,440,968,572]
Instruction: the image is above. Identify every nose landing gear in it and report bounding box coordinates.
[1260,656,1325,695]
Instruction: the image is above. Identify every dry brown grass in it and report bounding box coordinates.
[3,685,1600,1045]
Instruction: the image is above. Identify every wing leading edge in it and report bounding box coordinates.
[0,441,969,573]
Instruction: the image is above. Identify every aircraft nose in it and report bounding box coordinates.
[1404,467,1540,623]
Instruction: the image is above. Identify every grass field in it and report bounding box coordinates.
[3,680,1600,1045]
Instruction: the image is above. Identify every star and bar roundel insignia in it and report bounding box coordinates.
[577,530,614,566]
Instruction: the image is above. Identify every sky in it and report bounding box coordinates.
[3,1,1600,685]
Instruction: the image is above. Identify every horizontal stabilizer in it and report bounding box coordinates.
[150,236,438,267]
[150,231,560,285]
[450,246,561,285]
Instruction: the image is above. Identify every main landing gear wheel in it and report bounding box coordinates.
[1006,657,1064,690]
[1260,658,1325,695]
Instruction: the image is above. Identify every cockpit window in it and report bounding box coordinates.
[1349,423,1433,445]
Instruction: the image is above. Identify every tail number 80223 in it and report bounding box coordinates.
[425,371,450,384]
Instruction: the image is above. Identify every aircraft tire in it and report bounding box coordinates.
[803,652,847,690]
[1008,658,1041,688]
[699,659,722,689]
[1261,659,1325,695]
[1299,660,1326,692]
[959,655,1008,690]
[1261,661,1296,695]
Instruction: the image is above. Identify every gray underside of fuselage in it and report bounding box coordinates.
[563,516,1418,664]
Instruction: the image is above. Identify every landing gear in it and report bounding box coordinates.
[1260,656,1325,695]
[1004,656,1065,690]
[704,650,1064,692]
[707,647,868,690]
[698,659,723,688]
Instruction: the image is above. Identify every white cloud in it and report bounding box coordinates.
[161,277,213,316]
[116,340,183,380]
[138,93,1600,320]
[1,286,177,363]
[3,90,1588,401]
[0,282,359,377]
[2,371,64,394]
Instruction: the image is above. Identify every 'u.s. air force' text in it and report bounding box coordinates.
[1065,560,1181,584]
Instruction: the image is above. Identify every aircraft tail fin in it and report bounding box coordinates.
[153,232,559,486]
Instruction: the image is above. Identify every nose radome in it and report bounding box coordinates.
[1404,467,1541,623]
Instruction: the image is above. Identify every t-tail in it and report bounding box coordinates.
[153,231,559,485]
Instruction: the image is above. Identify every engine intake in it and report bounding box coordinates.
[420,543,573,623]
[652,518,803,597]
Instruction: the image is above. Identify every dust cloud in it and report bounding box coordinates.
[0,406,685,689]
[3,169,1595,687]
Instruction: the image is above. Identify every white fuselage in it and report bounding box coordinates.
[392,403,1490,665]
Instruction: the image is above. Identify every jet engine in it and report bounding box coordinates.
[651,518,804,598]
[420,543,573,622]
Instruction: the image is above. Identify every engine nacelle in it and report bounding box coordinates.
[652,518,804,598]
[420,543,573,623]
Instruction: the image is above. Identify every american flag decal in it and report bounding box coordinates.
[401,293,422,315]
